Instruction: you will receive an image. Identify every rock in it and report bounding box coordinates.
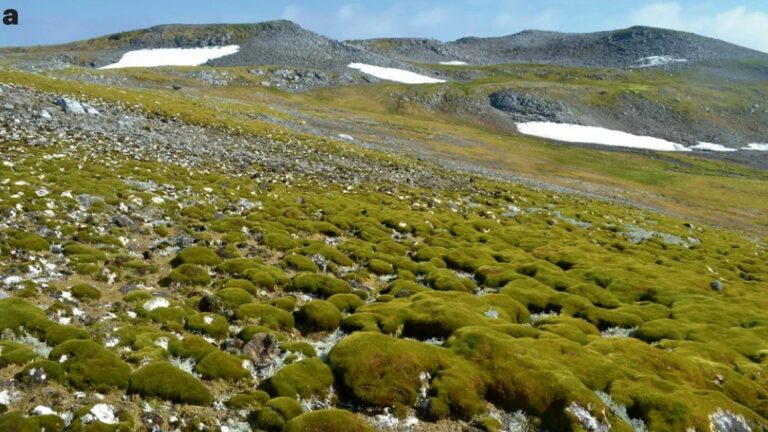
[141,411,164,431]
[709,409,752,432]
[111,215,133,227]
[565,401,610,432]
[198,295,225,314]
[54,97,87,114]
[171,233,196,249]
[710,280,724,292]
[83,103,100,115]
[89,403,119,425]
[25,367,49,385]
[75,194,103,208]
[53,97,99,115]
[489,90,573,122]
[242,333,280,366]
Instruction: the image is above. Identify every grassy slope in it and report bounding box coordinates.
[8,63,768,235]
[0,66,767,430]
[0,110,767,431]
[241,64,768,234]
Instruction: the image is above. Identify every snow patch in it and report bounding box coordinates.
[692,142,737,152]
[439,61,468,65]
[743,143,768,151]
[154,337,169,350]
[142,297,170,311]
[32,405,57,416]
[517,122,691,152]
[101,45,240,69]
[348,63,445,84]
[90,404,119,425]
[636,55,687,68]
[0,389,13,405]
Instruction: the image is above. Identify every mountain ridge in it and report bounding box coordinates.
[2,21,766,70]
[349,25,768,68]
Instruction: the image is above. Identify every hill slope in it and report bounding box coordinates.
[0,73,766,432]
[350,26,768,67]
[1,21,410,70]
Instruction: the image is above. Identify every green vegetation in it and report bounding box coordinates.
[70,283,101,300]
[249,397,304,432]
[196,350,250,380]
[49,340,131,391]
[262,358,334,399]
[284,410,373,432]
[291,273,351,298]
[9,232,50,251]
[129,362,213,405]
[294,300,342,334]
[0,412,65,432]
[0,60,766,430]
[175,246,222,266]
[237,303,295,330]
[168,263,212,285]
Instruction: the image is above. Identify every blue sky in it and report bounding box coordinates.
[1,1,768,52]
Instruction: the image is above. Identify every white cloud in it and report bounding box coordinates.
[280,5,304,22]
[337,3,361,22]
[627,3,768,52]
[409,7,450,28]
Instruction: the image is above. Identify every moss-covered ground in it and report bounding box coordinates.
[0,64,766,431]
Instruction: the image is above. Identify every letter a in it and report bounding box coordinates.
[3,9,19,25]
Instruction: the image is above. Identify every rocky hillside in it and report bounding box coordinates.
[350,26,768,68]
[2,21,411,71]
[4,22,766,71]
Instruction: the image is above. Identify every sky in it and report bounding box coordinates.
[1,1,767,52]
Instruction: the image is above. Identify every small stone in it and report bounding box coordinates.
[141,411,164,431]
[198,295,225,314]
[710,280,724,291]
[242,333,280,366]
[111,215,133,227]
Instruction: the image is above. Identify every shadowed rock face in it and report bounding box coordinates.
[489,90,575,123]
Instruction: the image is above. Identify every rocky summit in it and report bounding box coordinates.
[0,16,767,432]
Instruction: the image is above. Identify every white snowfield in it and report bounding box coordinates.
[439,61,468,65]
[692,142,737,152]
[100,45,240,69]
[348,63,445,84]
[636,55,687,68]
[744,143,768,151]
[516,122,691,152]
